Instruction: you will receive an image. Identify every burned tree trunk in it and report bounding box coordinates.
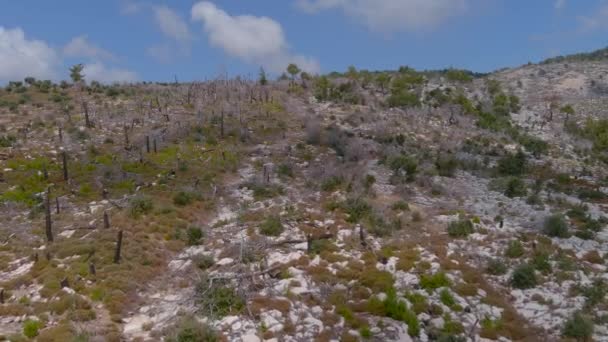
[103,211,110,229]
[153,139,157,153]
[146,136,150,153]
[124,125,130,149]
[89,262,96,276]
[45,188,53,243]
[62,151,68,181]
[113,230,123,264]
[83,101,91,128]
[220,111,225,139]
[55,197,60,214]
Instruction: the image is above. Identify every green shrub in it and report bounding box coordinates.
[531,252,552,273]
[389,155,418,182]
[391,201,409,211]
[562,312,593,341]
[579,279,607,308]
[447,219,474,238]
[173,191,195,206]
[259,216,284,236]
[0,134,16,147]
[193,255,215,270]
[23,319,43,338]
[543,214,569,238]
[420,272,450,290]
[187,227,204,246]
[166,316,219,342]
[196,278,244,318]
[343,198,372,223]
[497,150,527,176]
[439,289,457,308]
[510,264,537,289]
[360,270,394,293]
[277,163,294,178]
[505,240,525,258]
[504,177,527,198]
[367,289,420,336]
[129,196,154,218]
[485,259,507,275]
[435,155,459,177]
[321,176,344,192]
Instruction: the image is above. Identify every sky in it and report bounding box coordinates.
[0,0,607,84]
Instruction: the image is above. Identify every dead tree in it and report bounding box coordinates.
[113,230,123,264]
[103,211,110,229]
[62,151,68,181]
[55,197,60,214]
[45,187,53,243]
[89,262,96,276]
[0,289,4,304]
[58,126,63,143]
[123,125,130,149]
[146,136,150,153]
[153,139,157,153]
[83,101,91,128]
[220,111,225,139]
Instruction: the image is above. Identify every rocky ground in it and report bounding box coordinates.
[1,58,608,341]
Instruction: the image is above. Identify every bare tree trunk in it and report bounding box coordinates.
[62,151,68,181]
[83,101,91,128]
[124,125,130,149]
[55,197,60,214]
[89,262,96,276]
[45,188,53,243]
[153,139,157,153]
[220,111,225,139]
[103,211,110,229]
[113,230,123,264]
[146,136,150,153]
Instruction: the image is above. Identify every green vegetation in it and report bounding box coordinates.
[447,219,474,238]
[510,264,537,289]
[166,316,219,342]
[366,289,420,337]
[562,311,594,341]
[543,214,569,238]
[505,240,525,258]
[259,216,284,236]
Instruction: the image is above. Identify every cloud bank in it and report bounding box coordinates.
[192,1,319,73]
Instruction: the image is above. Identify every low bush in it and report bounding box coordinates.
[259,216,284,236]
[562,311,593,341]
[447,219,474,238]
[510,264,537,289]
[543,214,569,238]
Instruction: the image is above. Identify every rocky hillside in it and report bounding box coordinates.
[1,53,608,341]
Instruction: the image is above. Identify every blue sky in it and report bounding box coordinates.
[0,0,607,83]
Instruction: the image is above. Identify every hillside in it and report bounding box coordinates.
[1,57,608,342]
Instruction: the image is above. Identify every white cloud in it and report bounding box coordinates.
[578,3,608,32]
[554,0,566,10]
[191,1,319,73]
[295,0,467,33]
[0,27,59,82]
[64,35,116,60]
[83,62,138,84]
[153,6,191,44]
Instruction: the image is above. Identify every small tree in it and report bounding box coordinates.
[287,63,301,83]
[376,73,391,94]
[259,67,268,86]
[69,64,84,85]
[561,104,575,123]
